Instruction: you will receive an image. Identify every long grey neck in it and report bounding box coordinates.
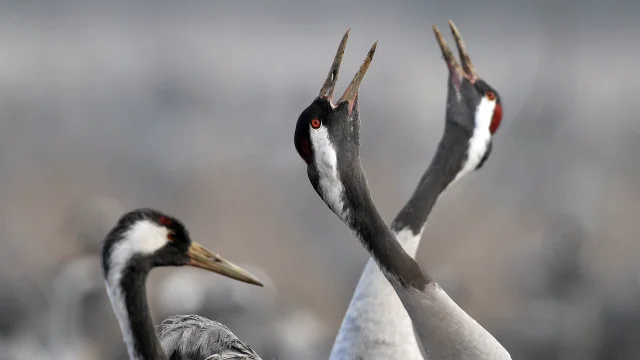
[108,265,167,360]
[390,124,469,239]
[328,158,453,360]
[329,103,492,360]
[343,167,431,289]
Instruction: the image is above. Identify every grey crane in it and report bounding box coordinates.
[101,208,263,360]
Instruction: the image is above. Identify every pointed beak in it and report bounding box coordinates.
[318,31,378,113]
[337,41,377,113]
[432,20,478,86]
[186,242,263,286]
[319,29,350,101]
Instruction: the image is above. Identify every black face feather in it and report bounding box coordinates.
[294,98,328,164]
[294,98,360,165]
[473,79,502,104]
[101,208,192,278]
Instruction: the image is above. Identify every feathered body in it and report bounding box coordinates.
[160,315,262,360]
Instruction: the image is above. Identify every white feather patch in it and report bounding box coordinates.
[104,219,170,360]
[451,96,496,186]
[310,126,349,221]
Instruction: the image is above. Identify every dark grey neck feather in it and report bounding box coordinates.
[391,122,471,235]
[343,165,431,289]
[120,263,168,360]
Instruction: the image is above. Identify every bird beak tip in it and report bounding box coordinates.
[186,242,264,287]
[433,20,478,82]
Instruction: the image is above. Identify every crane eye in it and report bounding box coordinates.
[310,119,322,129]
[486,91,496,101]
[167,231,176,242]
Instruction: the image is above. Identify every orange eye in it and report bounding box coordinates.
[310,119,321,129]
[167,231,176,242]
[486,91,496,101]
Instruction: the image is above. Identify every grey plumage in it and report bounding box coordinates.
[159,315,262,360]
[294,23,510,359]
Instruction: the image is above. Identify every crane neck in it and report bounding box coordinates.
[106,263,168,360]
[391,123,471,237]
[343,165,431,289]
[337,120,480,289]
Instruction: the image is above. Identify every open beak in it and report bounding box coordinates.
[432,20,478,86]
[318,30,377,113]
[337,41,377,113]
[187,242,263,286]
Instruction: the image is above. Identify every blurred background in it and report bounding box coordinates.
[0,1,638,359]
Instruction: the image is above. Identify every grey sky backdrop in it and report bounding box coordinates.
[0,1,638,359]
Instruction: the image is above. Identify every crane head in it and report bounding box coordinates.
[101,208,263,287]
[294,30,377,221]
[433,20,503,172]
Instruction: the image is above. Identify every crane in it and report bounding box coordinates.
[100,208,263,360]
[293,21,510,359]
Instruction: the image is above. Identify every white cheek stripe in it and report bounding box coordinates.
[309,126,349,221]
[104,220,169,360]
[451,97,496,186]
